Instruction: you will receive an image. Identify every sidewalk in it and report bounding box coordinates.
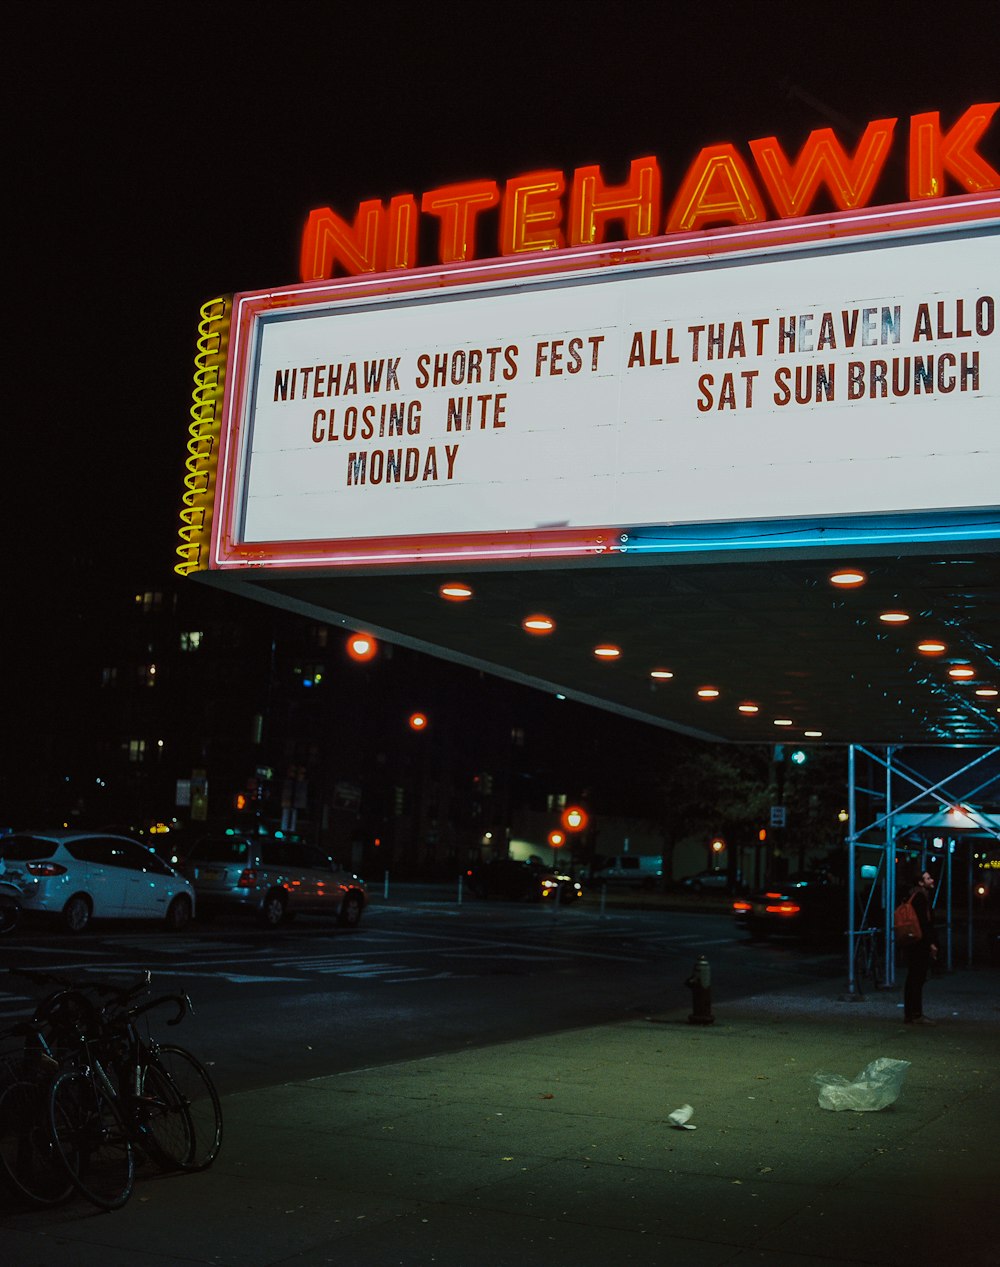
[2,968,997,1267]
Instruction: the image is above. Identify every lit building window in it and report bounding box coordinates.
[136,591,162,614]
[127,739,146,763]
[295,663,326,688]
[511,727,525,746]
[101,667,118,688]
[179,631,203,651]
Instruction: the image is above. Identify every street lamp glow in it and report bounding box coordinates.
[561,806,588,832]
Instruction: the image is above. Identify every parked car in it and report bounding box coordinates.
[589,855,663,888]
[179,832,367,927]
[0,831,196,932]
[732,872,845,940]
[679,869,741,893]
[466,858,583,903]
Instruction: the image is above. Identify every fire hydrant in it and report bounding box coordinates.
[685,954,715,1025]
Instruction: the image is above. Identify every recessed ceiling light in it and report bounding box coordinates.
[649,669,674,680]
[917,640,947,655]
[879,611,910,623]
[594,644,621,659]
[522,615,555,634]
[346,633,378,661]
[738,703,759,714]
[948,665,976,679]
[829,568,867,587]
[697,687,719,698]
[439,582,473,601]
[774,718,793,727]
[804,730,823,738]
[975,687,998,697]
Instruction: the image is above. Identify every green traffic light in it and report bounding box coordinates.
[791,749,807,765]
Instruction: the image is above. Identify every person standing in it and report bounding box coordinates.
[903,870,939,1025]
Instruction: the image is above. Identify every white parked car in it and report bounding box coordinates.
[0,831,196,932]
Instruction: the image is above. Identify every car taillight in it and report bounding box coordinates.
[26,862,67,877]
[765,902,801,915]
[732,900,752,912]
[237,869,258,888]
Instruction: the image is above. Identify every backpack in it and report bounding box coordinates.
[893,896,922,943]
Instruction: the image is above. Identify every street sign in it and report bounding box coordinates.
[770,806,787,828]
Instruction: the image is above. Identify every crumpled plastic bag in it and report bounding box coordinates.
[667,1104,696,1130]
[812,1058,911,1112]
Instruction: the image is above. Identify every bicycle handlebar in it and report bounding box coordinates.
[127,991,190,1027]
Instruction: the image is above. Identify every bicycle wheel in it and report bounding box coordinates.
[0,1078,75,1206]
[152,1045,222,1171]
[852,939,873,996]
[48,1069,134,1210]
[134,1061,195,1172]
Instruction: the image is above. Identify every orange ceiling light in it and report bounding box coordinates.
[649,668,674,680]
[439,582,473,601]
[917,640,947,655]
[346,633,378,661]
[594,644,622,660]
[408,712,429,731]
[828,567,867,587]
[697,687,719,698]
[522,614,555,634]
[948,665,976,679]
[738,703,759,714]
[879,611,910,624]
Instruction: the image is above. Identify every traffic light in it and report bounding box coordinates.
[790,749,807,765]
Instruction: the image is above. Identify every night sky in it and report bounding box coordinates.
[7,1,998,719]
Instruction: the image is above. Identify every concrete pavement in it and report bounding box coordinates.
[2,965,997,1266]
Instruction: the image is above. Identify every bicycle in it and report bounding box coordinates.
[0,1043,75,1207]
[2,969,222,1211]
[0,979,93,1207]
[852,927,886,997]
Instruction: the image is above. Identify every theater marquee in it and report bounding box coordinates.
[195,194,997,573]
[175,100,999,579]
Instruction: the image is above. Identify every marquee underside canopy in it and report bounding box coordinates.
[199,539,1000,746]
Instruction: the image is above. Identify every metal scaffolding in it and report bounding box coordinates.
[845,744,1000,995]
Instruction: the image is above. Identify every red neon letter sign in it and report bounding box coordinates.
[909,101,1000,199]
[421,180,501,264]
[500,170,566,255]
[300,195,417,280]
[666,144,766,232]
[749,118,897,217]
[568,156,662,246]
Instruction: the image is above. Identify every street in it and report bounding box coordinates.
[0,890,846,1095]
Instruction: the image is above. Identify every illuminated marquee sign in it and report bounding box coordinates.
[300,102,999,279]
[202,190,999,574]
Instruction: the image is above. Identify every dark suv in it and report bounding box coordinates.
[181,833,366,928]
